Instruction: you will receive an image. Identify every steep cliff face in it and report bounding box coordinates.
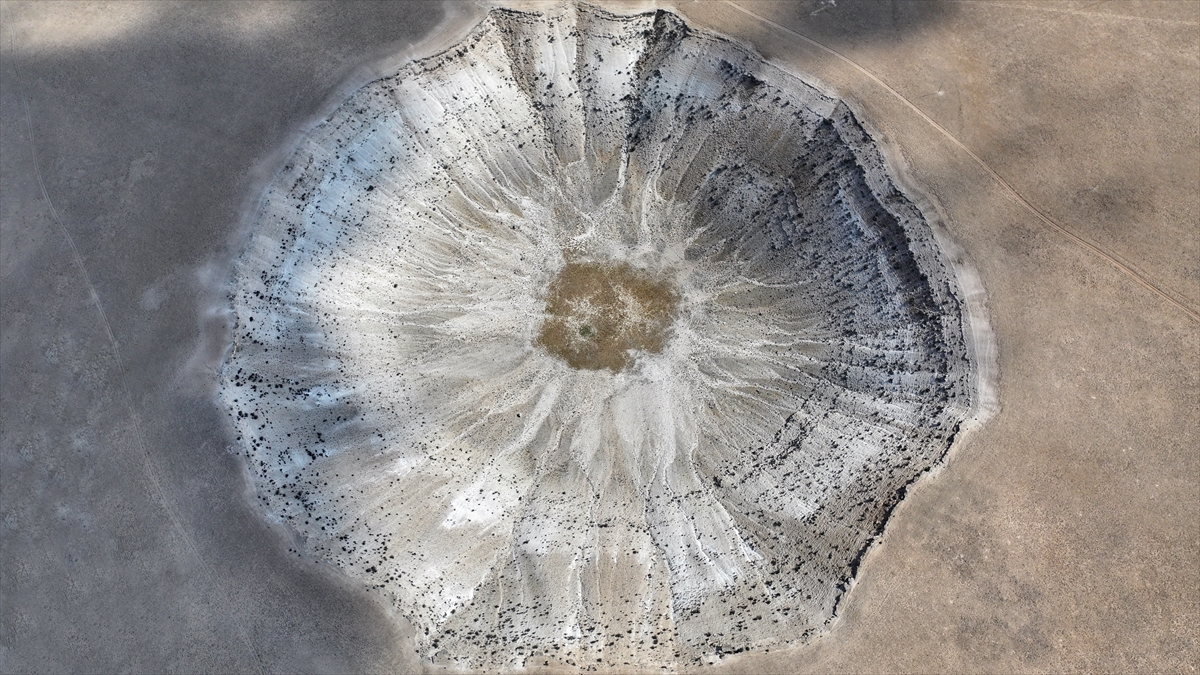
[220,5,985,670]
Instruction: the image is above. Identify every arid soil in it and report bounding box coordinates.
[2,1,1196,674]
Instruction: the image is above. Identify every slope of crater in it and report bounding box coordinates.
[221,5,989,670]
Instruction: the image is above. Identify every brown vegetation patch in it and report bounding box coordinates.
[537,262,679,372]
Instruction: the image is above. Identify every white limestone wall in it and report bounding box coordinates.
[220,5,986,670]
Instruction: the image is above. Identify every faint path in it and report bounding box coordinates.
[2,9,268,673]
[948,1,1200,27]
[723,0,1200,324]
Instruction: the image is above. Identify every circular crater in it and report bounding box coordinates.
[222,5,987,670]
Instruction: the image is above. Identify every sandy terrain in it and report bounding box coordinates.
[2,1,1196,673]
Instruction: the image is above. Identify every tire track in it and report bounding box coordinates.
[3,10,268,672]
[722,0,1200,324]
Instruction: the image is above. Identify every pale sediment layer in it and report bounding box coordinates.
[221,5,985,670]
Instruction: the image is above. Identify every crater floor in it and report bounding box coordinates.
[222,5,987,670]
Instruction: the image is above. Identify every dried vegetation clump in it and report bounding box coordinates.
[537,262,679,372]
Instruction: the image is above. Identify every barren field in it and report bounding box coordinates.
[2,1,1196,673]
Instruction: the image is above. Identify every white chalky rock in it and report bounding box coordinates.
[222,5,989,670]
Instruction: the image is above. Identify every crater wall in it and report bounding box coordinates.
[220,5,989,670]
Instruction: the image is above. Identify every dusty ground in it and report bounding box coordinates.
[1,1,1196,674]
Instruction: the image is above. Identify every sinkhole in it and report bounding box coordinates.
[221,4,991,671]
